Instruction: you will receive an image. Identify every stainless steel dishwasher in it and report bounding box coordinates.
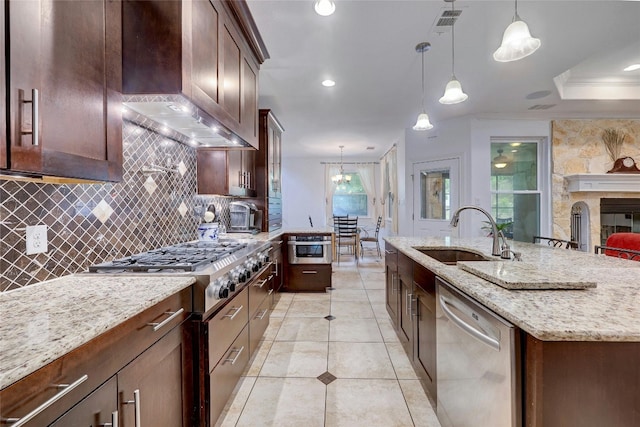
[435,277,521,427]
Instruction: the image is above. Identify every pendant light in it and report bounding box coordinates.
[331,145,351,185]
[314,0,335,16]
[493,0,540,62]
[413,42,434,131]
[439,0,468,105]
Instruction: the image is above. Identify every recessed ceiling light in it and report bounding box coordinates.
[322,79,336,87]
[624,64,640,72]
[510,142,522,147]
[314,0,335,16]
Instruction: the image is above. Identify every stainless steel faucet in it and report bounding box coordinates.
[450,205,511,259]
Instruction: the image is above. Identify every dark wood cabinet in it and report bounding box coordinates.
[385,243,399,326]
[50,377,118,427]
[285,264,332,292]
[0,288,192,427]
[119,325,188,427]
[1,1,6,170]
[196,148,256,196]
[270,239,284,308]
[398,252,413,351]
[3,0,122,182]
[122,0,267,148]
[254,109,284,231]
[413,264,437,400]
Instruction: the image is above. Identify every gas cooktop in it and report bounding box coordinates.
[88,240,248,272]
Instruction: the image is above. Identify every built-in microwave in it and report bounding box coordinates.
[287,235,332,264]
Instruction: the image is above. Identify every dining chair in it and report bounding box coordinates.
[532,236,578,249]
[360,216,382,258]
[335,217,359,264]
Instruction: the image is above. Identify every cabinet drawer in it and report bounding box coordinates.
[209,325,250,425]
[286,264,332,292]
[249,263,273,317]
[385,243,398,268]
[0,288,191,427]
[249,294,271,357]
[208,286,249,367]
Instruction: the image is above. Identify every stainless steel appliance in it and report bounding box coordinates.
[87,238,274,426]
[436,277,520,427]
[229,201,262,233]
[287,235,332,264]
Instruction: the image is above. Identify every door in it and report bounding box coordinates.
[7,0,122,181]
[118,326,187,427]
[413,158,460,237]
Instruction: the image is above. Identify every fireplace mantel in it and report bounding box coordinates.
[565,174,640,192]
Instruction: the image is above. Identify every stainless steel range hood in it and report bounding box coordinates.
[123,95,251,148]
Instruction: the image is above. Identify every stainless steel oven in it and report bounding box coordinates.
[288,235,332,264]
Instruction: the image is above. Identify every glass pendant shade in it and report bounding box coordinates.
[439,78,468,104]
[413,113,434,131]
[493,149,509,168]
[332,145,351,184]
[493,19,540,62]
[314,0,335,16]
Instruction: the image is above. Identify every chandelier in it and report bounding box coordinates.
[331,145,351,185]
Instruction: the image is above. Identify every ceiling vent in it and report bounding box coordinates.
[528,104,557,110]
[430,7,462,34]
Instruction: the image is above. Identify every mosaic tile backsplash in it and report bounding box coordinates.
[0,121,229,291]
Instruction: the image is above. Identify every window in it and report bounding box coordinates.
[490,140,541,243]
[333,172,368,217]
[420,169,451,220]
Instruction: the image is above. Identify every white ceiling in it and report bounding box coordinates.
[247,0,640,159]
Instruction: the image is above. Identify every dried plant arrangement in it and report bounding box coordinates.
[601,128,627,161]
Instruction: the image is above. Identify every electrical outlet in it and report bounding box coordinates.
[26,225,48,255]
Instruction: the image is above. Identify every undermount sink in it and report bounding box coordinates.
[415,248,490,265]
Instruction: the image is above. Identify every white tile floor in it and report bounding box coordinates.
[215,251,441,427]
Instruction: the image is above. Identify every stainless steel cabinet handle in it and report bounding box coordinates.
[391,272,397,293]
[3,374,88,427]
[223,305,243,320]
[268,289,274,295]
[302,270,317,274]
[406,293,413,316]
[146,308,184,332]
[99,411,119,427]
[273,259,279,276]
[224,346,245,365]
[385,249,395,254]
[123,389,141,427]
[31,89,39,146]
[255,309,268,320]
[439,295,500,351]
[255,279,268,288]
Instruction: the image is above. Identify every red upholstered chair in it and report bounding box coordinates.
[599,233,640,261]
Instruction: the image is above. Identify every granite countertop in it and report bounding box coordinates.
[0,275,195,390]
[385,236,640,342]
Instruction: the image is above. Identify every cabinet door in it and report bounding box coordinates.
[385,244,399,326]
[399,275,413,348]
[241,58,258,142]
[221,23,241,123]
[118,326,188,427]
[191,0,220,105]
[50,376,118,427]
[1,0,6,169]
[242,150,256,190]
[228,149,243,189]
[7,0,122,182]
[197,149,229,195]
[414,287,437,400]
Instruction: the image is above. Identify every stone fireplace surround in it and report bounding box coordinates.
[552,119,640,251]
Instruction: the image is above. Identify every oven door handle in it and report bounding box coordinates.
[287,241,332,246]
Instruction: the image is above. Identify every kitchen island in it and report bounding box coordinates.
[385,236,640,427]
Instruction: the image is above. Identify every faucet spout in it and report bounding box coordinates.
[449,205,506,257]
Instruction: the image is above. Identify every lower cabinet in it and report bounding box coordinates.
[413,263,437,400]
[118,325,188,426]
[50,377,118,427]
[385,242,399,324]
[398,252,413,351]
[285,264,332,292]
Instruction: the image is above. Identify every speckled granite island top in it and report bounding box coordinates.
[385,236,640,342]
[0,275,195,390]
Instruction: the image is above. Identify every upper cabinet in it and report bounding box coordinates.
[2,0,123,182]
[122,0,267,149]
[197,148,256,197]
[254,109,284,231]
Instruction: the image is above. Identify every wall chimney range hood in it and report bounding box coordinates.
[123,95,250,148]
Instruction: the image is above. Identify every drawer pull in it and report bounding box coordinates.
[147,308,184,332]
[268,289,274,295]
[255,309,269,320]
[302,270,317,274]
[123,389,141,427]
[385,250,396,254]
[223,305,243,320]
[3,374,88,426]
[255,279,268,288]
[99,411,119,427]
[224,346,245,365]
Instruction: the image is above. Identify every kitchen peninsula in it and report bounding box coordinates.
[385,236,640,427]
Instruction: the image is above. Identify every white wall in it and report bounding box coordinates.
[402,117,551,238]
